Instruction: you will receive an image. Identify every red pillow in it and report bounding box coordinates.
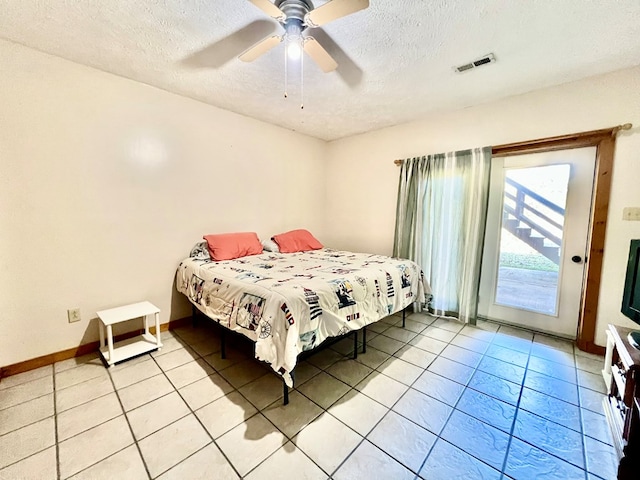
[272,229,323,253]
[203,232,263,261]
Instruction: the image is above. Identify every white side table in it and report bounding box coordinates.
[97,301,162,367]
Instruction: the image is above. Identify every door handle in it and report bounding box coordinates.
[571,255,583,264]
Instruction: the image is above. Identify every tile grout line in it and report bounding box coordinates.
[579,401,590,480]
[413,324,583,477]
[413,324,492,478]
[328,315,466,478]
[492,334,589,476]
[309,359,382,477]
[487,341,597,474]
[245,373,357,479]
[0,365,111,475]
[0,397,54,438]
[497,338,589,478]
[53,368,115,416]
[53,367,61,480]
[104,362,153,480]
[150,331,245,479]
[63,445,140,479]
[496,342,532,478]
[0,371,50,392]
[356,351,439,478]
[249,343,382,478]
[0,385,54,415]
[240,411,327,479]
[180,332,327,479]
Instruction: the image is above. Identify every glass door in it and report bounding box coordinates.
[477,147,596,338]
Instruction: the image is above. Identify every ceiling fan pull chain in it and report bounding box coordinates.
[284,44,288,99]
[300,48,304,110]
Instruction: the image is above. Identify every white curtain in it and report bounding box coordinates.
[393,147,492,324]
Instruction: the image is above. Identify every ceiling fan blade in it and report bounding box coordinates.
[304,0,369,27]
[239,35,282,62]
[248,0,286,21]
[304,37,338,73]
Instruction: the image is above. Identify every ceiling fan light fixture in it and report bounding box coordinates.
[286,37,303,60]
[284,21,303,61]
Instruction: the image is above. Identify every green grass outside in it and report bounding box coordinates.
[499,252,559,272]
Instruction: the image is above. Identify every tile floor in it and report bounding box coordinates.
[0,313,618,479]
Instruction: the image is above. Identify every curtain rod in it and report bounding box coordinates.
[393,123,633,166]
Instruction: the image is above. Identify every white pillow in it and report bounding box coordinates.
[190,241,211,260]
[261,239,280,253]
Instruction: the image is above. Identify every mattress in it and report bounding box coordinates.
[176,248,430,386]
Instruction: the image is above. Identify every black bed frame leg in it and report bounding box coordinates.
[192,305,199,327]
[283,380,289,405]
[402,309,406,328]
[362,326,367,354]
[220,328,226,359]
[353,330,358,359]
[283,369,294,405]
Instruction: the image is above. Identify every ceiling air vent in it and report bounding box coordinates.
[454,53,496,73]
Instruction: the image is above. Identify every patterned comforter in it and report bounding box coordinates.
[176,248,430,386]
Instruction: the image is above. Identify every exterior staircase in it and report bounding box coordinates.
[502,177,564,265]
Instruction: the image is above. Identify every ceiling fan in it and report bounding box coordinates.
[240,0,370,73]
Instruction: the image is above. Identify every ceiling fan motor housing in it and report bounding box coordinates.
[276,0,313,32]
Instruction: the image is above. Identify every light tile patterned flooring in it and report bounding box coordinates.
[0,313,618,479]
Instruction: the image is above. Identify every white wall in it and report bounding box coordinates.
[324,66,640,347]
[0,40,327,367]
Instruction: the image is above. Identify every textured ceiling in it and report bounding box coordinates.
[1,1,639,140]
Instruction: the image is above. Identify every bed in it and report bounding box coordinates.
[176,246,430,389]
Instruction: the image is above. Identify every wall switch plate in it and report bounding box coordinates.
[67,308,81,323]
[623,207,640,221]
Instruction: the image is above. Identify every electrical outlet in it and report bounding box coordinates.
[623,207,640,221]
[67,308,81,323]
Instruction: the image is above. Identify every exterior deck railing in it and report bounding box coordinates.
[503,177,565,264]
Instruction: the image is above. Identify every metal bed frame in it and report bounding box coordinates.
[192,305,407,405]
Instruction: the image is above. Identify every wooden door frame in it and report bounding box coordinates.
[492,126,626,354]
